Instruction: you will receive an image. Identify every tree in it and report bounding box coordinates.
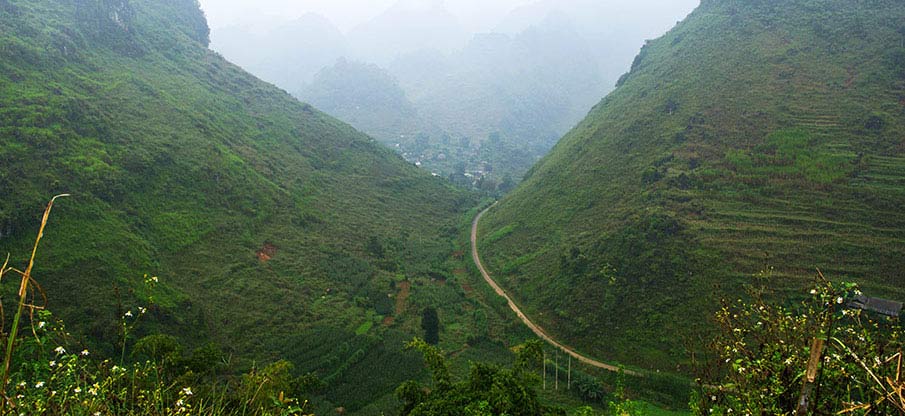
[421,307,440,345]
[497,175,516,194]
[397,339,563,416]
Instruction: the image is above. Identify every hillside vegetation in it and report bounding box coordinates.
[478,0,905,371]
[0,0,485,412]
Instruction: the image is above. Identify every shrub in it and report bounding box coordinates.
[695,272,903,415]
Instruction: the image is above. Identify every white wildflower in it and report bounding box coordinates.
[37,321,46,329]
[124,310,133,318]
[74,387,81,394]
[35,381,45,388]
[54,346,66,355]
[49,360,56,367]
[182,387,193,396]
[836,297,844,304]
[81,349,90,356]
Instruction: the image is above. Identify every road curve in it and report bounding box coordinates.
[471,204,638,376]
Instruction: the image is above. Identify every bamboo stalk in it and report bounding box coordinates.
[1,194,69,409]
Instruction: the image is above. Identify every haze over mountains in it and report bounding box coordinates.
[208,0,697,185]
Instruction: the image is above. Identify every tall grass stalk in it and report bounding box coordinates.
[0,194,69,410]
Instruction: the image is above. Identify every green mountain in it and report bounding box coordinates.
[478,0,905,372]
[0,0,482,411]
[299,58,440,148]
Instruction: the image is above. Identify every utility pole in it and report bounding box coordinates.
[568,354,572,390]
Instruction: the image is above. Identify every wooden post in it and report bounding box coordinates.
[796,338,825,414]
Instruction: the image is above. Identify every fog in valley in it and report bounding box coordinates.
[199,0,698,190]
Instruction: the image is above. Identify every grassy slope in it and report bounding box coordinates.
[479,0,905,372]
[0,0,490,412]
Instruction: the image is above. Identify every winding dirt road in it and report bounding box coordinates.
[471,204,638,376]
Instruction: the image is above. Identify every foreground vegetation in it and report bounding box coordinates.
[696,272,903,415]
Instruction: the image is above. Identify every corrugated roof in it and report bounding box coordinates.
[848,295,903,318]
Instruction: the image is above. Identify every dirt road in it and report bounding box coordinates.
[471,204,638,375]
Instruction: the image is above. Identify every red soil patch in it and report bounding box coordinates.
[460,282,473,294]
[256,243,277,262]
[395,281,411,315]
[384,281,412,327]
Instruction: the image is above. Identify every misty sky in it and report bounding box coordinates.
[197,0,537,32]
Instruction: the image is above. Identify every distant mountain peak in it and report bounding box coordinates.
[347,0,465,64]
[390,0,447,13]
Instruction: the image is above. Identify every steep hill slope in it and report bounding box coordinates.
[0,0,478,411]
[478,0,905,371]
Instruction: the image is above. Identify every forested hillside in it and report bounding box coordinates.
[478,0,905,371]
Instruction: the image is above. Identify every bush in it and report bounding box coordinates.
[695,273,904,415]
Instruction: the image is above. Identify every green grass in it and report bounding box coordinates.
[636,402,691,416]
[484,224,517,245]
[354,321,374,336]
